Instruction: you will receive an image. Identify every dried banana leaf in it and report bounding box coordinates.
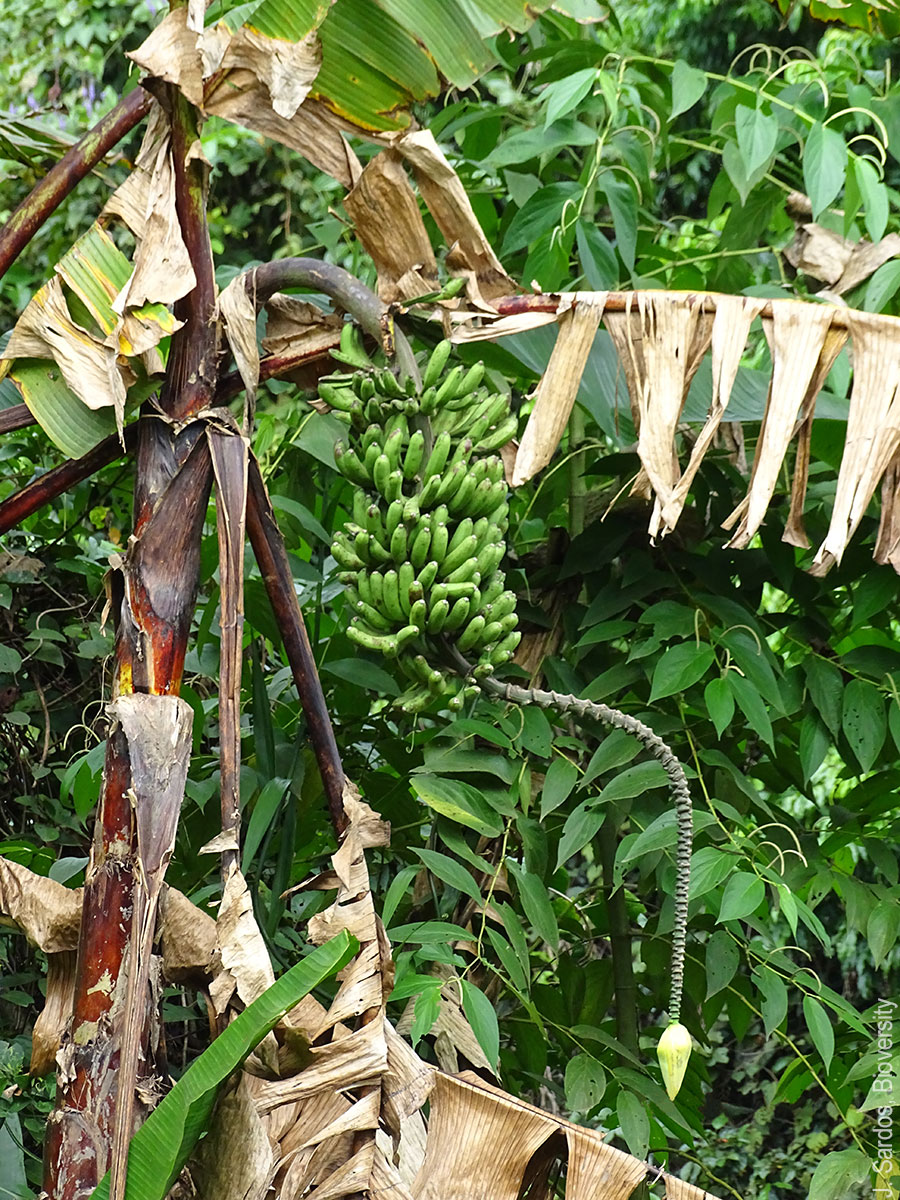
[814,309,900,572]
[725,302,841,549]
[512,296,606,487]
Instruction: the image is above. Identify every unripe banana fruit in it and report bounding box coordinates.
[323,336,519,711]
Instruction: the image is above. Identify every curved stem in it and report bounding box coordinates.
[243,257,420,384]
[448,645,692,1023]
[0,88,152,283]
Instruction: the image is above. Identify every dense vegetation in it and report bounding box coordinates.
[2,2,900,1197]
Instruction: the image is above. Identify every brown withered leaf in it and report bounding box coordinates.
[451,311,560,342]
[785,222,854,286]
[209,866,276,1017]
[412,1072,557,1200]
[192,1074,276,1200]
[785,220,900,294]
[108,103,197,312]
[109,692,194,1200]
[814,309,900,574]
[875,450,900,570]
[394,130,516,306]
[659,294,766,536]
[512,295,606,487]
[344,151,439,305]
[783,321,849,549]
[30,950,77,1076]
[564,1122,648,1198]
[605,293,712,527]
[158,885,217,983]
[209,425,249,870]
[665,1176,719,1200]
[261,296,343,358]
[724,303,840,549]
[219,275,261,409]
[129,8,361,188]
[0,857,82,951]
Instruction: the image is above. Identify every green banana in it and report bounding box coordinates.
[372,453,392,497]
[376,368,405,399]
[361,424,383,454]
[421,431,452,482]
[476,413,518,453]
[398,561,415,614]
[440,533,478,579]
[366,503,386,541]
[422,340,452,389]
[475,541,505,579]
[409,521,432,571]
[369,571,385,611]
[479,576,506,608]
[390,522,408,564]
[490,630,522,665]
[385,427,405,473]
[408,579,425,607]
[347,622,399,655]
[404,430,426,479]
[444,596,471,631]
[480,619,504,647]
[430,521,449,563]
[354,598,393,632]
[382,570,403,622]
[433,462,467,505]
[444,555,479,585]
[447,517,474,555]
[334,441,371,487]
[457,614,485,653]
[319,381,357,412]
[418,560,439,591]
[409,598,428,633]
[385,499,404,538]
[352,489,369,528]
[447,470,479,518]
[427,599,450,634]
[444,580,478,599]
[434,364,467,407]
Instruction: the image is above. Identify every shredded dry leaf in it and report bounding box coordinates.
[394,130,516,307]
[512,295,606,487]
[192,1073,276,1200]
[109,103,197,313]
[219,275,261,407]
[814,308,900,573]
[659,294,766,535]
[450,311,560,342]
[261,295,343,358]
[128,8,361,188]
[724,302,840,548]
[782,320,849,549]
[875,450,900,570]
[344,151,440,305]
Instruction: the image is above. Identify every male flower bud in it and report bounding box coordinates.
[657,1021,692,1100]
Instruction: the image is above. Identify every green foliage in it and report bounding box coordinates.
[5,2,900,1198]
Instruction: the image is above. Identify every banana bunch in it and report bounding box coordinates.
[323,328,521,712]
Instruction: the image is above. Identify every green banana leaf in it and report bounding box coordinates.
[3,223,176,458]
[205,0,555,130]
[89,930,357,1200]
